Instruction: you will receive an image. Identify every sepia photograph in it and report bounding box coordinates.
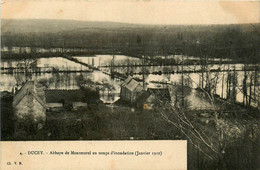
[1,1,260,169]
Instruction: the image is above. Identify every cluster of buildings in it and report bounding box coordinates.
[119,76,215,110]
[120,76,171,110]
[12,81,89,122]
[11,76,215,124]
[12,76,171,124]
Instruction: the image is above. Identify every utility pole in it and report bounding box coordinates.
[111,37,115,79]
[138,35,145,90]
[142,55,145,90]
[232,66,237,103]
[127,59,130,75]
[111,55,115,79]
[181,38,186,108]
[221,64,225,98]
[198,41,204,90]
[226,64,230,100]
[63,40,65,54]
[181,54,184,107]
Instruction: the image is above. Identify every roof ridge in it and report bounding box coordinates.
[13,81,34,106]
[13,91,27,106]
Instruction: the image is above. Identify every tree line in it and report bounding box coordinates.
[1,21,259,63]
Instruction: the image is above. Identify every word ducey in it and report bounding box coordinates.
[27,150,162,156]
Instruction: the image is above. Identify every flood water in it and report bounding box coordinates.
[1,55,259,106]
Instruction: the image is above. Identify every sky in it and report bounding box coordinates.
[1,0,259,25]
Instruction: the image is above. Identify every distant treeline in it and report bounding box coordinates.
[1,19,260,63]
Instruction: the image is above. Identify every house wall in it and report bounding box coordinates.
[15,94,46,121]
[131,84,143,103]
[120,86,126,100]
[32,97,46,121]
[120,86,132,102]
[126,88,131,101]
[120,84,143,103]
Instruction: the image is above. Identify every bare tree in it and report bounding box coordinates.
[12,58,37,92]
[243,67,248,106]
[16,58,37,81]
[151,64,249,168]
[151,87,220,160]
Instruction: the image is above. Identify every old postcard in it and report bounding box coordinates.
[1,0,259,169]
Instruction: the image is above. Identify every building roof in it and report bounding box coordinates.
[121,76,133,86]
[45,89,85,103]
[72,102,88,107]
[124,76,133,84]
[125,79,141,92]
[13,81,46,108]
[121,76,143,92]
[46,103,63,108]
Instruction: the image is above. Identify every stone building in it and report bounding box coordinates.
[12,81,46,122]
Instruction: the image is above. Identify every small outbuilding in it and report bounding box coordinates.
[120,76,143,103]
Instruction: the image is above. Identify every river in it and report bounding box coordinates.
[1,55,259,106]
